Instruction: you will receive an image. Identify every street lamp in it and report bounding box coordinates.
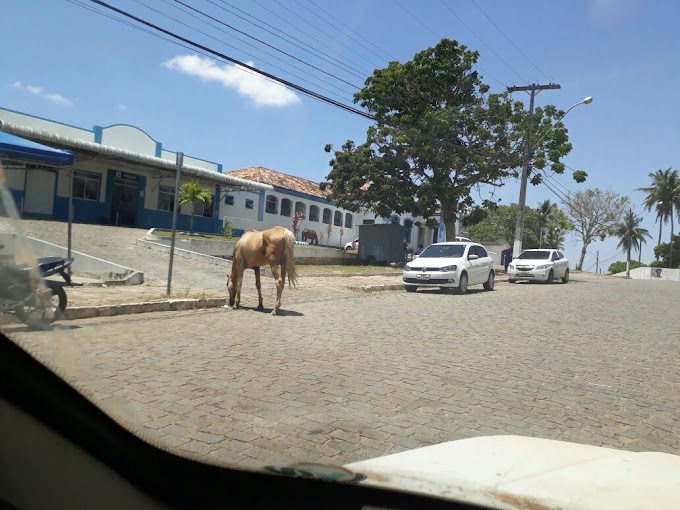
[512,97,593,259]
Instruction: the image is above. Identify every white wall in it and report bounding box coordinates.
[3,168,25,190]
[220,190,259,221]
[99,125,156,156]
[0,107,95,141]
[222,189,361,247]
[618,266,680,281]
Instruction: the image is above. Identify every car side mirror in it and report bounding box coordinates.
[468,254,478,260]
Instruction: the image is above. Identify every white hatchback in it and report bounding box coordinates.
[508,249,569,284]
[402,242,495,294]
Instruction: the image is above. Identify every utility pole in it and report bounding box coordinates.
[596,250,599,275]
[507,83,561,258]
[166,152,183,296]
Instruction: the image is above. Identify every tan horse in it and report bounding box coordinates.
[226,226,298,315]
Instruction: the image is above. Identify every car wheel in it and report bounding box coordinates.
[561,269,569,284]
[545,269,554,284]
[483,270,495,291]
[508,278,516,284]
[404,286,417,293]
[455,272,468,294]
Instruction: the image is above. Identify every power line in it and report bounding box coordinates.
[135,0,356,101]
[272,0,383,70]
[438,0,526,83]
[391,0,504,87]
[214,0,368,80]
[86,0,376,119]
[470,0,551,83]
[392,0,440,39]
[170,0,362,90]
[303,0,397,61]
[70,0,356,104]
[292,0,388,67]
[252,0,374,76]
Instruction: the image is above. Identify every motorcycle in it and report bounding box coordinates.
[0,253,74,328]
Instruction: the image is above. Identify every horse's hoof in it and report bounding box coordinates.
[257,305,264,312]
[271,309,278,316]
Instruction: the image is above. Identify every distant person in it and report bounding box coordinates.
[655,268,663,278]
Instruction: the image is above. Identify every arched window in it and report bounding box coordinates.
[309,205,320,222]
[334,210,342,226]
[265,195,278,214]
[391,214,401,224]
[322,208,332,224]
[344,213,353,229]
[295,201,306,218]
[281,198,292,217]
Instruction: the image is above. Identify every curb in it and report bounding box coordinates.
[355,276,510,293]
[63,297,227,320]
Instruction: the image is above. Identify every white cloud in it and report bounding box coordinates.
[162,55,301,108]
[588,0,644,25]
[10,81,73,106]
[45,93,73,106]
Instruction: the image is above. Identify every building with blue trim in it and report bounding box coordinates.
[0,106,269,233]
[0,106,446,248]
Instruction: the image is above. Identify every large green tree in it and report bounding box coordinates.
[322,39,577,241]
[466,201,571,249]
[566,188,628,270]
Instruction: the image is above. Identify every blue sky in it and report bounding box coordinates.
[3,0,679,270]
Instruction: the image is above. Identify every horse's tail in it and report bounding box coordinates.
[282,228,298,289]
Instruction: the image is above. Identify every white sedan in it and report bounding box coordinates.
[402,242,495,294]
[345,238,358,250]
[507,249,569,284]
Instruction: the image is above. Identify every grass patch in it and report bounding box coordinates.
[152,229,239,241]
[297,265,402,275]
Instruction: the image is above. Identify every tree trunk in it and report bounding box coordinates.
[670,204,674,268]
[626,244,631,277]
[577,244,588,271]
[638,247,642,265]
[440,202,458,242]
[189,212,195,235]
[658,219,663,247]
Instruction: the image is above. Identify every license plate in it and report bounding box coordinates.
[517,273,531,277]
[416,274,430,280]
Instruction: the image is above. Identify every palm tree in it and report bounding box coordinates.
[637,168,680,251]
[544,227,565,250]
[614,210,652,276]
[178,181,213,235]
[536,199,556,248]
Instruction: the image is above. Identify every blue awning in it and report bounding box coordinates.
[0,131,74,166]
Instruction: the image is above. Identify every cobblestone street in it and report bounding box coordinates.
[7,273,680,470]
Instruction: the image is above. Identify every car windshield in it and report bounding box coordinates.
[518,250,551,260]
[2,2,680,508]
[418,244,466,258]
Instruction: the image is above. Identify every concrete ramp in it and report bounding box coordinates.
[0,233,144,284]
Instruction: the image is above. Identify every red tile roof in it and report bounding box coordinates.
[225,166,330,199]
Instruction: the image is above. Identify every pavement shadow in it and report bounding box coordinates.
[232,305,304,317]
[1,323,82,334]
